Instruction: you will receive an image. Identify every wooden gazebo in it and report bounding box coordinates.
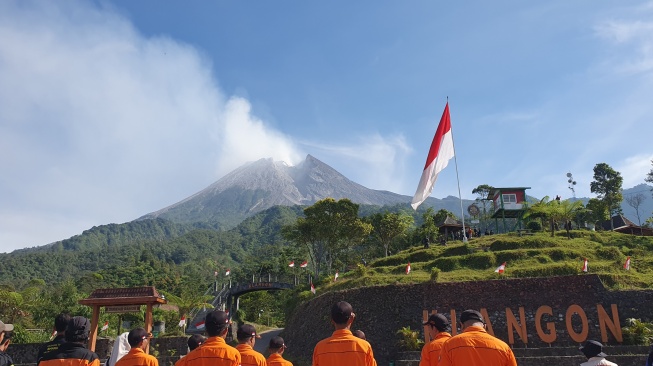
[78,286,166,352]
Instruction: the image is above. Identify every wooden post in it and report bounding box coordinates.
[145,303,153,354]
[89,305,100,351]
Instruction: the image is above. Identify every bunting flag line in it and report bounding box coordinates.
[225,269,231,276]
[195,320,205,330]
[288,261,295,268]
[101,321,109,331]
[405,262,411,275]
[624,256,631,270]
[178,315,186,327]
[334,271,339,282]
[310,283,316,295]
[582,258,589,272]
[300,260,308,268]
[411,102,455,210]
[495,262,506,274]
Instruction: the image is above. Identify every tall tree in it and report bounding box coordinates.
[472,184,494,231]
[586,198,609,228]
[367,212,414,257]
[590,163,624,229]
[625,193,647,227]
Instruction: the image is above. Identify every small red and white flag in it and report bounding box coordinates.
[288,261,295,268]
[50,329,57,340]
[310,283,316,294]
[195,320,205,330]
[300,260,308,268]
[406,262,411,274]
[334,271,339,282]
[582,258,589,272]
[178,315,186,327]
[101,321,109,331]
[225,269,231,276]
[624,256,631,270]
[411,102,455,210]
[495,262,506,274]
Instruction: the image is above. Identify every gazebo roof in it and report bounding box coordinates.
[79,286,166,306]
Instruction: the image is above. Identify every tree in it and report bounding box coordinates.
[472,184,494,231]
[625,193,647,227]
[525,196,583,237]
[646,160,653,187]
[282,198,372,279]
[586,198,609,228]
[367,212,414,257]
[590,163,624,229]
[161,288,213,323]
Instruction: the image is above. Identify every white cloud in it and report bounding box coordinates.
[618,154,653,189]
[594,12,653,75]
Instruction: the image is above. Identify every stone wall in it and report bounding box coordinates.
[282,275,653,366]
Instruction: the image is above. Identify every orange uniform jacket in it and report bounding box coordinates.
[235,344,266,366]
[115,348,158,366]
[183,337,241,366]
[419,332,451,366]
[438,326,517,366]
[38,343,100,366]
[312,329,377,366]
[266,354,292,366]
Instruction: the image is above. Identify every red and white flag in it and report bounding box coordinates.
[411,102,455,210]
[582,258,589,272]
[225,269,231,276]
[50,329,57,340]
[624,256,631,270]
[405,262,411,274]
[178,315,186,327]
[195,320,205,330]
[300,260,308,268]
[334,271,339,282]
[288,261,295,268]
[101,321,109,331]
[310,283,316,294]
[495,262,506,274]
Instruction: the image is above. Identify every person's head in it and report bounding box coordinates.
[330,301,355,329]
[268,336,287,355]
[236,324,260,345]
[55,313,71,333]
[423,313,450,337]
[352,330,366,340]
[127,328,152,349]
[580,340,607,359]
[65,316,91,343]
[205,310,230,338]
[187,334,206,351]
[0,320,14,347]
[459,309,485,330]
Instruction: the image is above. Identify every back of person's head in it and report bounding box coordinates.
[580,340,607,359]
[205,310,230,337]
[127,328,151,347]
[459,309,485,328]
[236,324,260,342]
[187,334,206,351]
[352,330,366,340]
[65,316,90,343]
[330,301,354,325]
[268,336,286,353]
[54,313,71,333]
[423,314,450,332]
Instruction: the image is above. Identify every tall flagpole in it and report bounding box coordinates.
[448,97,468,242]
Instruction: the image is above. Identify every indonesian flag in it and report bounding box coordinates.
[310,283,316,294]
[582,258,589,272]
[288,261,295,268]
[406,262,411,274]
[101,321,109,331]
[195,320,205,330]
[334,271,339,282]
[495,262,506,274]
[624,256,631,270]
[300,260,308,268]
[50,329,57,340]
[178,315,186,327]
[225,269,231,276]
[411,102,455,210]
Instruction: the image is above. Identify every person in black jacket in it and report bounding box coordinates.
[37,313,71,361]
[0,320,14,366]
[38,316,99,366]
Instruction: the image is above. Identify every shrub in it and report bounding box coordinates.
[596,246,623,260]
[511,263,578,278]
[621,318,653,345]
[441,244,472,257]
[396,326,424,351]
[430,257,459,272]
[464,252,496,270]
[526,221,542,231]
[430,268,441,282]
[409,251,439,262]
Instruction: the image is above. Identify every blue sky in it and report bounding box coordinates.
[1,0,652,252]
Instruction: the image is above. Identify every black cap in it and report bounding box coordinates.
[423,314,450,331]
[580,340,607,358]
[460,310,485,324]
[54,313,71,332]
[187,334,206,351]
[331,301,354,324]
[205,310,230,335]
[65,316,90,342]
[127,328,152,347]
[269,336,286,350]
[236,324,260,341]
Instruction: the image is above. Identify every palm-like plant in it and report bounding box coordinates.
[161,289,214,325]
[525,196,584,237]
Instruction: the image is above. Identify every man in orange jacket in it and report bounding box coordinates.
[266,336,292,366]
[312,301,377,366]
[115,328,158,366]
[235,324,266,366]
[419,314,451,366]
[438,310,516,366]
[183,311,241,366]
[38,317,100,366]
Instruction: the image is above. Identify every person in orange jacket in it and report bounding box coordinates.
[312,301,377,366]
[438,310,516,366]
[115,328,158,366]
[235,324,266,366]
[183,311,241,366]
[38,317,100,366]
[266,336,292,366]
[419,314,451,366]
